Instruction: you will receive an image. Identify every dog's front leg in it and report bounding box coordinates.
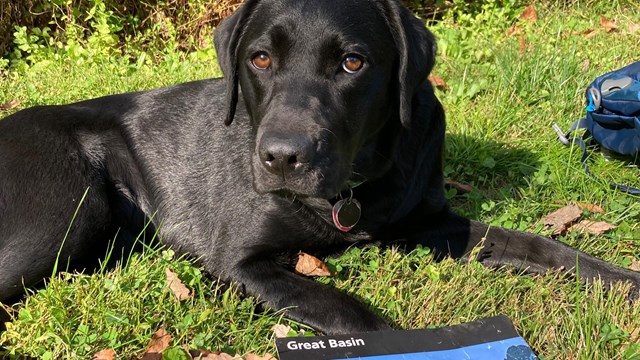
[232,258,390,335]
[411,209,640,297]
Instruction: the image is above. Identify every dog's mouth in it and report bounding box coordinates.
[252,172,350,199]
[264,185,342,200]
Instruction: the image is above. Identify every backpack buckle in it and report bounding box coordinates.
[586,88,600,112]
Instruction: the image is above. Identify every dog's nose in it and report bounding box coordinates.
[259,136,314,176]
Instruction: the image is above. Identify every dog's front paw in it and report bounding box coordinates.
[326,313,392,335]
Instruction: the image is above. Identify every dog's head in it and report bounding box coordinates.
[215,0,436,198]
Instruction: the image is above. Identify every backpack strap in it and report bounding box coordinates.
[553,121,640,195]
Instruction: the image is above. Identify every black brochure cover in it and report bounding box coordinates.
[276,315,537,359]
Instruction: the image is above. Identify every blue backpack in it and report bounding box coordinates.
[554,61,640,195]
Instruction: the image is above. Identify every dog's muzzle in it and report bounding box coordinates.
[257,132,315,178]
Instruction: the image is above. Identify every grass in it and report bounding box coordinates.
[1,248,288,359]
[1,0,639,359]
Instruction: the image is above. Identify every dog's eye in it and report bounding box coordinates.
[252,53,272,70]
[342,56,364,74]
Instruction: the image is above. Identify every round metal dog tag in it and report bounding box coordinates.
[332,198,361,232]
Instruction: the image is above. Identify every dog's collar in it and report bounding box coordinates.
[332,187,360,232]
[331,177,367,232]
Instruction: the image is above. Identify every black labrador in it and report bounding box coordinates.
[0,0,638,335]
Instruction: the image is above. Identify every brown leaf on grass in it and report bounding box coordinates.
[571,220,617,235]
[188,349,246,360]
[572,29,597,39]
[505,25,521,37]
[444,178,473,194]
[601,16,618,33]
[141,327,171,359]
[166,268,191,301]
[295,252,332,277]
[542,205,582,235]
[272,324,292,338]
[205,353,235,360]
[428,75,447,90]
[245,353,277,360]
[519,5,538,23]
[0,99,20,111]
[519,33,526,55]
[575,202,605,214]
[92,349,116,360]
[202,352,235,360]
[581,58,591,71]
[628,258,640,272]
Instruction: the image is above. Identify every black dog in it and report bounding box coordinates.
[0,0,638,335]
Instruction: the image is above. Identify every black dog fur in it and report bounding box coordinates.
[1,0,638,335]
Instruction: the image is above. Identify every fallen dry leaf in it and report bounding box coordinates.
[572,29,597,39]
[571,220,617,235]
[245,353,277,360]
[205,353,235,360]
[141,327,171,360]
[542,205,582,235]
[0,99,20,111]
[295,252,332,277]
[188,349,217,359]
[505,25,521,37]
[575,202,604,214]
[519,4,538,23]
[444,178,473,194]
[428,75,447,90]
[92,349,116,360]
[166,267,191,301]
[272,323,292,338]
[519,32,526,55]
[581,58,590,72]
[601,16,618,33]
[203,352,235,360]
[629,258,640,272]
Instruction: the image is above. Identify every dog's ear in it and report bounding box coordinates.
[377,1,437,128]
[214,0,260,126]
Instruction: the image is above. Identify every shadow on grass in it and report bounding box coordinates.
[444,133,542,219]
